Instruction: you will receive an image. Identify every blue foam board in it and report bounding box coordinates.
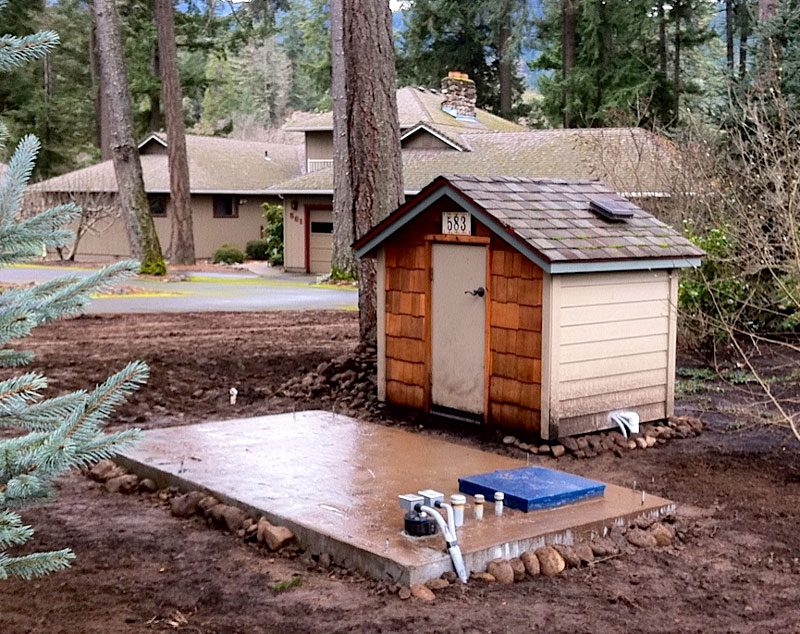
[458,466,606,512]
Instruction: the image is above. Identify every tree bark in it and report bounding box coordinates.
[561,0,577,128]
[92,0,164,271]
[658,0,667,77]
[155,0,195,264]
[725,0,735,71]
[673,4,682,123]
[738,0,749,79]
[149,37,162,132]
[497,0,513,120]
[330,0,355,277]
[89,24,112,160]
[333,0,404,343]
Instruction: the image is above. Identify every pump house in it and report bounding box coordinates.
[354,175,704,439]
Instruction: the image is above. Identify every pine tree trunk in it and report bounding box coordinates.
[498,0,513,120]
[336,0,404,343]
[155,0,195,264]
[673,10,682,123]
[92,0,164,271]
[561,0,576,128]
[725,0,735,70]
[738,0,749,79]
[658,1,667,77]
[89,25,112,160]
[149,38,162,132]
[330,0,355,277]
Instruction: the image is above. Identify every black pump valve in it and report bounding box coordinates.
[465,286,485,297]
[404,510,438,537]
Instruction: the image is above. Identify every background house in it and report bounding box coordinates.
[30,134,302,260]
[272,75,680,274]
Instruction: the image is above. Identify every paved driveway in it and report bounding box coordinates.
[0,265,358,313]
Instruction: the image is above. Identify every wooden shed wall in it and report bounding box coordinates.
[377,199,544,435]
[487,240,543,434]
[545,270,677,437]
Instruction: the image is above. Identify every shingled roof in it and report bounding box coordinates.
[31,134,303,195]
[354,175,703,274]
[271,127,677,197]
[284,86,525,133]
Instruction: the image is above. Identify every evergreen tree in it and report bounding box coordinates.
[533,0,715,128]
[0,0,147,580]
[280,0,331,112]
[397,0,529,115]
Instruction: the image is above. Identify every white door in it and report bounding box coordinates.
[308,209,333,273]
[431,243,487,415]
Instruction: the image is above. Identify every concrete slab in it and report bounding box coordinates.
[118,411,674,585]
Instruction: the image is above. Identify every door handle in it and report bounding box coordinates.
[465,286,485,297]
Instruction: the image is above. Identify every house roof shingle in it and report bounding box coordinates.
[31,134,303,195]
[284,86,525,132]
[355,174,703,271]
[270,128,678,197]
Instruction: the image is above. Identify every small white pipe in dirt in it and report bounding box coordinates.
[450,494,466,528]
[229,387,238,405]
[494,491,505,517]
[419,504,468,583]
[473,494,485,521]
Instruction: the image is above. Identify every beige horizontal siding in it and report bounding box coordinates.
[553,270,672,434]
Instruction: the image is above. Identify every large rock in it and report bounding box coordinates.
[410,584,436,602]
[650,522,675,547]
[508,557,526,582]
[170,491,205,518]
[90,460,126,483]
[425,578,450,591]
[257,517,295,551]
[208,504,248,532]
[573,542,595,565]
[486,559,515,584]
[553,544,581,568]
[520,550,540,576]
[198,495,221,515]
[626,528,657,549]
[590,537,619,558]
[105,474,139,494]
[535,547,566,576]
[469,571,495,583]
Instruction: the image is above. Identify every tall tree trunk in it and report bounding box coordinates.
[149,37,162,132]
[498,0,513,120]
[725,0,735,70]
[738,0,749,79]
[330,0,355,277]
[155,0,195,264]
[92,0,164,272]
[561,0,577,128]
[673,6,682,123]
[658,0,667,77]
[89,24,112,160]
[334,0,404,343]
[595,0,611,122]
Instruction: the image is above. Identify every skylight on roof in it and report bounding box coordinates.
[589,196,634,222]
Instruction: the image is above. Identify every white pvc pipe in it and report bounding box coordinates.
[450,494,466,528]
[436,501,457,538]
[419,505,468,583]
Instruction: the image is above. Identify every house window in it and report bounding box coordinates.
[148,194,168,217]
[213,195,238,218]
[310,221,333,234]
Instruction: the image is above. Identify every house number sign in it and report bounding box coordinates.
[442,211,471,235]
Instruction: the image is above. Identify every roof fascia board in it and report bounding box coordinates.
[400,124,464,151]
[550,257,702,274]
[269,189,420,196]
[138,133,167,149]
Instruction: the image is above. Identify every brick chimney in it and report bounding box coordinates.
[441,71,477,121]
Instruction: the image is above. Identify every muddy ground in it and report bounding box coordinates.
[1,312,799,634]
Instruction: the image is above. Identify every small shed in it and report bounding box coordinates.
[354,175,704,439]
